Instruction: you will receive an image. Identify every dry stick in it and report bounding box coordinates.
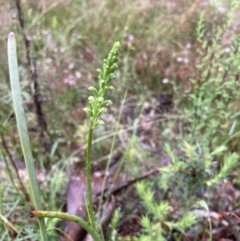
[96,155,174,203]
[14,0,62,159]
[14,0,49,141]
[15,0,30,67]
[0,214,19,238]
[0,131,31,203]
[14,1,52,191]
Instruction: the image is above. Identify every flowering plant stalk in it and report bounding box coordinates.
[83,42,120,229]
[8,30,120,241]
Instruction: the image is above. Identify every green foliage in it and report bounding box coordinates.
[184,0,240,149]
[137,141,238,240]
[195,200,212,241]
[124,135,150,176]
[136,2,240,240]
[108,209,122,241]
[136,181,198,241]
[207,152,239,186]
[161,143,238,197]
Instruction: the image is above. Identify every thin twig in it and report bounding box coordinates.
[0,131,31,203]
[98,155,172,201]
[14,0,48,139]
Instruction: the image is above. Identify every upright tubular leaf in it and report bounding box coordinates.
[8,32,48,241]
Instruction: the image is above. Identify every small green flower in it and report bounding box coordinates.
[84,42,120,128]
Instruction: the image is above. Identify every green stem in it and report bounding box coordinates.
[222,130,240,146]
[86,117,96,229]
[208,215,212,241]
[97,90,127,220]
[8,32,48,241]
[30,210,101,241]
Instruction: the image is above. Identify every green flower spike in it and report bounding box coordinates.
[83,42,120,232]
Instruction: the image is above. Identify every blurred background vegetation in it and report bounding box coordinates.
[1,0,240,240]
